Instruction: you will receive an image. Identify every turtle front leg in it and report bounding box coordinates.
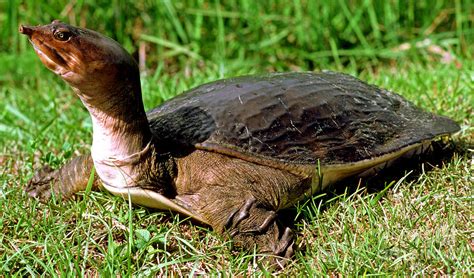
[27,154,99,202]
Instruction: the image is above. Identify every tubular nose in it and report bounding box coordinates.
[19,25,34,36]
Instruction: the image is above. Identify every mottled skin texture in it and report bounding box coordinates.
[20,21,459,264]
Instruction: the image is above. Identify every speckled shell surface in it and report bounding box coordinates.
[147,72,459,166]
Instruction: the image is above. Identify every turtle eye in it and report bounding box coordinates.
[53,30,72,41]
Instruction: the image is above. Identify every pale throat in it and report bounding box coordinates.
[89,110,144,160]
[77,88,152,188]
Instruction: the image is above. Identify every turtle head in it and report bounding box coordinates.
[19,20,139,95]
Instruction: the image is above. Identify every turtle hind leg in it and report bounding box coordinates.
[27,154,99,202]
[228,200,295,258]
[181,190,295,266]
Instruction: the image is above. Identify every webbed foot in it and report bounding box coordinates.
[27,165,60,201]
[27,154,97,202]
[221,196,295,266]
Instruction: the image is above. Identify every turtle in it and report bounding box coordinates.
[19,21,460,263]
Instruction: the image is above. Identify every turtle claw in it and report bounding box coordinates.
[226,197,278,236]
[240,211,277,234]
[224,196,256,231]
[274,227,294,256]
[220,197,295,261]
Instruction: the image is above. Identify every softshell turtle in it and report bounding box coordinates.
[20,21,460,261]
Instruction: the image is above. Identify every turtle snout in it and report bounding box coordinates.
[19,25,35,36]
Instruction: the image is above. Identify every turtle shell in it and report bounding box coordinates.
[147,72,459,166]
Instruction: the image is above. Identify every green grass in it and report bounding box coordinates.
[1,0,473,276]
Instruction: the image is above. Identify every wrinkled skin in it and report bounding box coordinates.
[20,21,459,267]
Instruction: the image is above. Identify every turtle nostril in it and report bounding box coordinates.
[19,25,34,36]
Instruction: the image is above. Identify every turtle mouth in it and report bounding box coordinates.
[29,39,73,78]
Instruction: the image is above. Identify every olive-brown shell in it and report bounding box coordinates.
[147,72,459,166]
